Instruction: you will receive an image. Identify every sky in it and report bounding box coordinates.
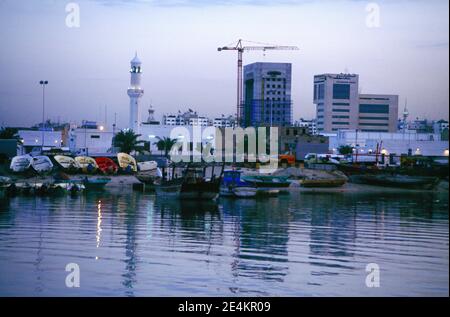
[0,0,448,129]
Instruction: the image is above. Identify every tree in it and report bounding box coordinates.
[338,145,354,155]
[113,129,145,154]
[154,136,177,157]
[0,127,20,140]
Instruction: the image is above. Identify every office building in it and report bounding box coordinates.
[243,62,292,127]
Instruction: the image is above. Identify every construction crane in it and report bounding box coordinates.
[218,39,299,126]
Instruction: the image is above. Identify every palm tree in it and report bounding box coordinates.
[0,127,20,140]
[154,136,177,157]
[113,129,145,154]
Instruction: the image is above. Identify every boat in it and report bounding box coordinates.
[232,186,258,198]
[352,174,440,190]
[75,156,98,173]
[179,165,224,200]
[82,177,111,190]
[10,155,32,172]
[54,155,80,172]
[154,178,183,197]
[31,156,54,173]
[95,157,119,175]
[300,178,347,188]
[135,161,161,183]
[241,174,291,188]
[220,170,258,198]
[117,153,137,173]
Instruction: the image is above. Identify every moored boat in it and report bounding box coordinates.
[117,153,137,173]
[352,174,440,190]
[179,165,224,200]
[220,170,258,198]
[54,155,80,172]
[95,157,119,175]
[82,177,111,190]
[241,174,290,188]
[10,155,32,172]
[75,156,98,173]
[154,178,183,197]
[31,156,54,173]
[135,161,160,183]
[300,178,347,188]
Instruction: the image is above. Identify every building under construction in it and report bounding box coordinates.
[242,62,293,127]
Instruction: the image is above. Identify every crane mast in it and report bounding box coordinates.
[218,39,299,126]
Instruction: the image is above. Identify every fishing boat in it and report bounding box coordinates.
[31,156,54,173]
[154,178,183,197]
[75,156,98,173]
[95,157,119,175]
[220,170,257,198]
[117,153,137,173]
[300,178,347,188]
[10,155,32,172]
[135,161,160,183]
[54,155,80,172]
[352,174,440,190]
[179,165,224,200]
[82,177,111,190]
[241,174,291,188]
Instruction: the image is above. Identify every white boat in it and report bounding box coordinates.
[136,161,162,183]
[31,156,54,173]
[10,155,32,172]
[232,186,258,198]
[137,161,158,171]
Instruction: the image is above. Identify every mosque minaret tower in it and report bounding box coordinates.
[127,52,144,133]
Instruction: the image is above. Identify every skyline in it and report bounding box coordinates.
[0,0,448,128]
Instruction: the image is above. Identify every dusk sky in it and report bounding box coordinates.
[0,0,448,129]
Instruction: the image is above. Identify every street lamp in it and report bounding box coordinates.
[39,80,48,150]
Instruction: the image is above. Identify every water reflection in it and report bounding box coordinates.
[0,190,448,296]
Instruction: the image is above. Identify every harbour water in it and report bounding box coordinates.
[0,189,448,296]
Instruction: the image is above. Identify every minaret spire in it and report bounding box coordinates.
[127,53,144,133]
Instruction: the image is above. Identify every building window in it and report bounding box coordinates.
[332,122,350,125]
[359,123,389,126]
[333,84,350,99]
[332,115,350,118]
[90,135,100,139]
[333,102,350,106]
[318,84,325,99]
[359,116,389,120]
[359,104,389,114]
[332,108,350,112]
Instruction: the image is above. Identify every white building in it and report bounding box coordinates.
[19,130,64,152]
[313,74,398,133]
[329,130,449,157]
[128,53,144,133]
[213,115,235,128]
[295,118,317,135]
[68,121,114,156]
[433,120,449,135]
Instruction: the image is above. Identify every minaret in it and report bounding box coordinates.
[127,52,144,133]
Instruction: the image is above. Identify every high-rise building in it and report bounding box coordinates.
[313,73,398,133]
[127,53,144,133]
[243,62,292,127]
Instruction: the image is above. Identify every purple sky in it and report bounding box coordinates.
[0,0,448,129]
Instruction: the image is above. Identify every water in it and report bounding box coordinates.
[0,189,448,296]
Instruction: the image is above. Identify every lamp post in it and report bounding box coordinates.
[39,80,48,150]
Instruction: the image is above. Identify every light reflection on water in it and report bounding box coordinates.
[0,190,448,296]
